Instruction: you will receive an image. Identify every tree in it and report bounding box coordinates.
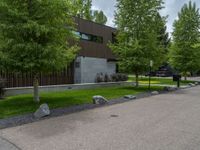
[75,0,93,20]
[169,1,200,80]
[156,14,171,56]
[110,0,166,86]
[74,0,107,25]
[0,0,79,102]
[93,10,107,25]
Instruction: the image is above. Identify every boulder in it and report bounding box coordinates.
[34,103,50,118]
[124,95,136,100]
[151,91,159,95]
[93,95,108,104]
[164,87,178,92]
[188,83,195,87]
[195,82,199,85]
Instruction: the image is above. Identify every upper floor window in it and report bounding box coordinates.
[73,31,103,44]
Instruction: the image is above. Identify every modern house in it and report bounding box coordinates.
[1,17,117,87]
[73,17,117,83]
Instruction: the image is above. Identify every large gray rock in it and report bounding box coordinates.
[188,83,195,87]
[93,95,108,104]
[195,82,199,85]
[34,103,50,118]
[164,87,178,92]
[124,95,136,100]
[151,91,159,95]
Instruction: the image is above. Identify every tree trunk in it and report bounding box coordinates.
[33,75,40,102]
[184,76,187,81]
[135,73,139,87]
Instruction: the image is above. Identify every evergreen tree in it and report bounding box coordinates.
[75,0,93,20]
[0,0,79,102]
[156,14,171,56]
[93,10,107,25]
[110,0,165,86]
[169,1,200,80]
[74,0,107,24]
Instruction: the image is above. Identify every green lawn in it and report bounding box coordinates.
[0,85,163,119]
[128,76,195,86]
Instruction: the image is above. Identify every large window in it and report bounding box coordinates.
[73,31,103,44]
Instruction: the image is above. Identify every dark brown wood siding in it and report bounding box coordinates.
[1,63,74,88]
[75,17,116,60]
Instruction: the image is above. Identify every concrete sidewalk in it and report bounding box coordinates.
[1,86,200,150]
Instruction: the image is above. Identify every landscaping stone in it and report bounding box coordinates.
[151,91,159,95]
[124,95,136,100]
[164,87,178,92]
[34,103,50,118]
[92,95,108,104]
[195,82,199,85]
[188,83,195,87]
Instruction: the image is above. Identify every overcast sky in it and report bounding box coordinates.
[92,0,200,36]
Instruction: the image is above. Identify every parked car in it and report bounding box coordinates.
[145,64,174,77]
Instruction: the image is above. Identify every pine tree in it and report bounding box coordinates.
[93,10,107,25]
[74,0,107,24]
[75,0,93,20]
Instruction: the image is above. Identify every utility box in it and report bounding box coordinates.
[173,75,181,82]
[173,74,181,88]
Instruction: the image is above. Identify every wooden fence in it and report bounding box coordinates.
[0,64,74,88]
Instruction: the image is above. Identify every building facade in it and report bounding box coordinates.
[74,18,117,83]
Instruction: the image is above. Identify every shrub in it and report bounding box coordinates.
[104,73,111,82]
[96,73,128,83]
[95,73,104,83]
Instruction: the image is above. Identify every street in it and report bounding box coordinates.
[1,86,200,150]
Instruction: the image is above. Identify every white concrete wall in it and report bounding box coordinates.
[74,56,116,83]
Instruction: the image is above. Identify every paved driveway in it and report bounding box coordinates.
[1,86,200,150]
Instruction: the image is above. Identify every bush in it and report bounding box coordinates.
[104,73,111,82]
[95,73,104,83]
[95,73,128,83]
[111,73,128,82]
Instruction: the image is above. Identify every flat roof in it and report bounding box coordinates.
[74,17,117,30]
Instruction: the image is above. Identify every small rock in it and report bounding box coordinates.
[34,103,50,118]
[124,95,136,100]
[93,95,108,104]
[151,91,159,95]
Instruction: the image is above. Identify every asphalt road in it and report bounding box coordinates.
[1,86,200,150]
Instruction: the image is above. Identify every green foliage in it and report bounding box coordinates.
[75,0,93,20]
[156,14,171,57]
[0,0,79,73]
[169,1,200,76]
[110,0,166,81]
[93,10,107,25]
[74,0,107,25]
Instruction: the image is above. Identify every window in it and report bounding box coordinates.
[81,33,92,41]
[72,31,103,44]
[72,31,81,38]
